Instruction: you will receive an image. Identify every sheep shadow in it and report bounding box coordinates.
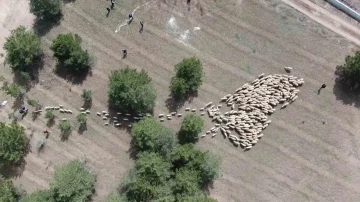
[33,14,62,37]
[54,63,91,85]
[333,65,360,108]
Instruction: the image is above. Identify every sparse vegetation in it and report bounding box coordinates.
[170,57,204,101]
[0,179,17,202]
[77,113,87,126]
[29,0,62,20]
[178,114,204,144]
[108,67,156,114]
[19,190,54,202]
[45,110,55,121]
[50,33,90,73]
[339,51,360,87]
[27,99,38,107]
[3,83,22,98]
[0,123,28,165]
[3,26,42,73]
[58,120,71,135]
[81,90,92,101]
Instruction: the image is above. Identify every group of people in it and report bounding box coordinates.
[106,0,145,58]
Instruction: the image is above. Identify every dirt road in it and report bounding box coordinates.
[1,0,360,201]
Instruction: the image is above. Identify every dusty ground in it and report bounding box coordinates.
[1,0,360,201]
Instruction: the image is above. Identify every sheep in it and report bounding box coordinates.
[160,119,164,122]
[200,108,204,111]
[201,134,207,138]
[123,118,129,121]
[54,107,60,110]
[200,112,205,116]
[85,110,90,114]
[185,108,190,111]
[81,112,86,114]
[80,108,85,111]
[113,120,118,123]
[128,125,132,128]
[67,110,73,114]
[191,109,196,112]
[171,112,176,116]
[115,123,121,126]
[62,118,67,121]
[103,117,108,120]
[158,114,164,118]
[59,109,65,113]
[102,111,107,114]
[117,112,122,115]
[205,102,213,108]
[126,113,131,116]
[177,114,182,117]
[167,116,172,120]
[113,117,118,120]
[59,105,63,108]
[105,123,109,126]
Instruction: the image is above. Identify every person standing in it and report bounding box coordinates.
[139,21,144,33]
[122,49,127,58]
[111,0,115,9]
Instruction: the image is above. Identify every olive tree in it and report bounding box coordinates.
[0,123,28,164]
[3,26,42,72]
[108,67,156,114]
[50,160,95,202]
[178,114,204,144]
[29,0,62,20]
[339,51,360,86]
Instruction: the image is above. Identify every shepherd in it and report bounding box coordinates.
[122,49,127,58]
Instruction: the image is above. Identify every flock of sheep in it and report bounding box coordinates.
[201,73,304,150]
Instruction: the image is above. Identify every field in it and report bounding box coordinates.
[1,0,360,201]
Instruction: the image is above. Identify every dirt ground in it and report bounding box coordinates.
[1,0,360,201]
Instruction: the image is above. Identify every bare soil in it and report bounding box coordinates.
[1,0,360,201]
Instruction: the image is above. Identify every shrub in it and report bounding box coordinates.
[106,191,123,202]
[170,57,203,100]
[50,160,95,202]
[19,190,55,202]
[4,83,22,98]
[3,26,42,72]
[27,99,38,107]
[170,77,188,101]
[29,0,62,20]
[178,114,204,144]
[81,90,92,101]
[58,120,71,134]
[108,67,156,114]
[131,118,177,159]
[0,123,28,164]
[0,180,17,202]
[340,51,360,86]
[77,113,87,126]
[50,33,90,73]
[45,110,55,120]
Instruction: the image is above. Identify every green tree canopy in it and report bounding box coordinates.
[106,191,124,202]
[3,26,41,72]
[108,67,156,114]
[172,168,201,200]
[0,123,28,164]
[50,33,90,73]
[341,51,360,86]
[0,180,17,202]
[19,190,55,202]
[170,57,203,101]
[131,118,177,159]
[170,144,202,170]
[50,160,95,202]
[29,0,62,20]
[135,152,172,185]
[197,152,221,185]
[178,114,204,144]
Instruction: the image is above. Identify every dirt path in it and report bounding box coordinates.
[282,0,360,47]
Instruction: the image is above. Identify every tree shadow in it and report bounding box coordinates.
[0,141,31,179]
[78,123,87,135]
[33,14,62,37]
[54,63,91,85]
[165,91,198,112]
[333,65,360,108]
[12,96,25,110]
[46,119,55,128]
[63,0,76,3]
[82,100,92,110]
[60,130,72,141]
[126,140,138,160]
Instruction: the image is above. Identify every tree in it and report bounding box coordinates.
[77,113,87,129]
[19,190,55,202]
[0,180,17,202]
[45,110,55,121]
[340,51,360,86]
[170,57,203,100]
[108,67,156,114]
[172,168,201,200]
[170,77,188,101]
[131,118,177,159]
[170,144,202,169]
[134,152,172,185]
[50,33,90,73]
[0,123,28,164]
[197,152,221,185]
[3,83,22,98]
[58,120,71,135]
[3,26,42,72]
[50,160,95,202]
[29,0,62,20]
[81,90,92,102]
[178,114,204,144]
